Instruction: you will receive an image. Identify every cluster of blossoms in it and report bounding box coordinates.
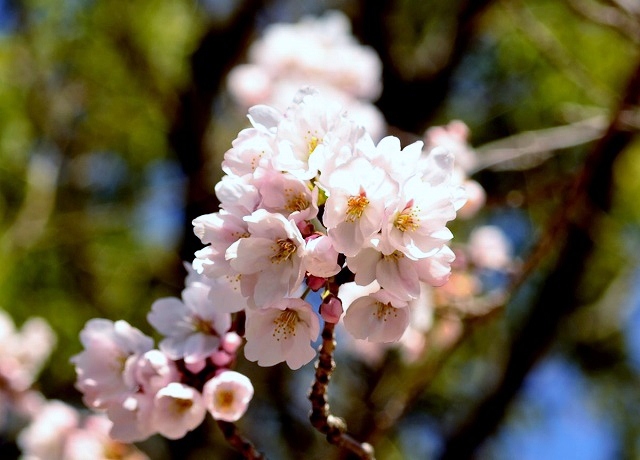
[71,87,466,445]
[18,399,148,460]
[71,270,254,443]
[0,309,55,430]
[192,87,466,369]
[227,10,385,139]
[0,310,147,459]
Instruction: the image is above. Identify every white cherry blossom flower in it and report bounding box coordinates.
[203,371,254,422]
[214,173,260,217]
[323,156,397,257]
[343,289,411,343]
[17,399,79,460]
[347,247,421,301]
[222,126,275,177]
[152,383,207,440]
[272,89,364,180]
[244,298,319,369]
[226,209,306,307]
[383,173,458,260]
[147,282,231,365]
[253,167,318,223]
[123,349,179,396]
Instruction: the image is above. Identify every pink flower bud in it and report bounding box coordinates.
[320,295,343,323]
[306,275,326,292]
[297,221,315,238]
[184,359,206,374]
[211,350,233,367]
[221,332,243,354]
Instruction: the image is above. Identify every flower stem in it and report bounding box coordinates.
[216,420,265,459]
[308,321,376,460]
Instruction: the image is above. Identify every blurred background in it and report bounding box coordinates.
[1,0,640,458]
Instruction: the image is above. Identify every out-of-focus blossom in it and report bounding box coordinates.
[226,11,386,139]
[17,400,149,460]
[468,225,513,271]
[148,282,232,364]
[203,371,254,422]
[71,319,153,410]
[152,383,207,440]
[0,310,56,392]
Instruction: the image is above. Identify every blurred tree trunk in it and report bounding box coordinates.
[170,0,264,276]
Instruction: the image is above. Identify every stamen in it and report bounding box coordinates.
[383,251,405,262]
[374,302,398,322]
[394,203,419,232]
[271,238,297,263]
[192,316,216,335]
[285,193,309,212]
[272,309,299,341]
[215,389,235,409]
[308,136,320,154]
[346,193,369,222]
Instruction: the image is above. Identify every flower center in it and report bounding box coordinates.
[173,397,194,412]
[346,193,369,222]
[308,135,321,155]
[374,302,399,321]
[285,193,309,213]
[394,202,419,232]
[272,309,299,341]
[215,389,235,410]
[192,316,216,335]
[383,251,405,262]
[271,238,297,263]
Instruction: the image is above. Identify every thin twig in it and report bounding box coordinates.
[308,321,376,460]
[472,115,607,173]
[216,420,266,460]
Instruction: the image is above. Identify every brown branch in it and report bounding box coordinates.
[437,57,640,460]
[216,420,266,460]
[309,321,376,460]
[171,0,265,265]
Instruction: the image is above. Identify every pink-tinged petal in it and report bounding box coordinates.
[347,248,380,286]
[147,298,190,336]
[182,333,220,364]
[343,294,411,343]
[415,246,455,287]
[227,238,275,273]
[152,383,206,440]
[376,255,420,300]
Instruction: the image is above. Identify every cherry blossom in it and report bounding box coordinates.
[343,289,411,343]
[323,156,398,257]
[152,383,207,440]
[72,319,153,409]
[226,209,307,307]
[244,298,320,369]
[203,371,254,422]
[147,282,232,365]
